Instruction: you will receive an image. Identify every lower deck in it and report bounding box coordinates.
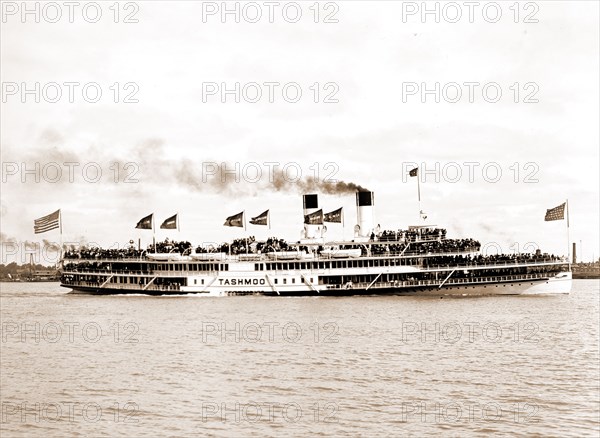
[62,271,572,296]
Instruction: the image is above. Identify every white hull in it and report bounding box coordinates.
[409,272,572,296]
[175,272,572,297]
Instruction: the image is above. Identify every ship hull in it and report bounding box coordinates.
[62,272,571,297]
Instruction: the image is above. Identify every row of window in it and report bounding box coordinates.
[255,258,420,271]
[153,263,229,272]
[139,258,420,273]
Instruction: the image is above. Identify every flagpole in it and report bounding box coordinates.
[152,214,156,253]
[566,199,570,266]
[417,172,422,222]
[59,209,63,265]
[342,207,345,242]
[268,210,271,231]
[243,211,248,254]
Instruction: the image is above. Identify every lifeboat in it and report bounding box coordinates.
[267,251,304,260]
[320,248,362,258]
[147,253,185,261]
[190,252,227,261]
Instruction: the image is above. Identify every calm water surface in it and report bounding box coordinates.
[1,281,599,437]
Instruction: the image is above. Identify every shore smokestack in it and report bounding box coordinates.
[356,191,374,238]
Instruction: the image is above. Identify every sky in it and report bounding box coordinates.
[1,0,599,265]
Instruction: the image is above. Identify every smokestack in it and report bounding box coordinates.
[356,191,374,238]
[303,194,319,239]
[572,242,577,264]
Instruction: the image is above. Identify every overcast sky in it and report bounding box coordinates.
[1,1,599,264]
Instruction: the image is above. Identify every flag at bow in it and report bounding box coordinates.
[224,211,244,227]
[136,213,153,229]
[544,203,565,221]
[34,209,60,234]
[250,210,269,226]
[324,207,343,223]
[409,167,418,177]
[160,214,178,229]
[304,209,323,225]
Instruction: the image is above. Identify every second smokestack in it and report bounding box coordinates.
[356,191,374,238]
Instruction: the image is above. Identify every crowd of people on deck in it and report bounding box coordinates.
[63,261,111,272]
[154,239,193,254]
[257,237,292,253]
[62,236,479,259]
[422,252,563,268]
[368,238,480,256]
[193,237,304,255]
[60,231,564,268]
[64,246,143,260]
[378,228,447,242]
[63,239,195,260]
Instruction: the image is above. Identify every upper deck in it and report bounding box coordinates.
[60,228,566,275]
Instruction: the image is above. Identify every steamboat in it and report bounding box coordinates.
[60,192,572,296]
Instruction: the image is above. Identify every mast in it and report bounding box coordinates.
[566,199,570,268]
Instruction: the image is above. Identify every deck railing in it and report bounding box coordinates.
[61,247,483,263]
[324,273,552,290]
[61,279,182,292]
[61,258,567,277]
[63,272,556,292]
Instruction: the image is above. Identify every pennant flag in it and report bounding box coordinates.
[160,214,178,229]
[409,167,418,177]
[34,209,60,234]
[304,209,323,225]
[224,211,244,227]
[324,207,343,223]
[136,213,153,229]
[250,210,269,226]
[545,203,566,221]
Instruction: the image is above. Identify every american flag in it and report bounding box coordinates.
[34,209,60,234]
[544,203,566,221]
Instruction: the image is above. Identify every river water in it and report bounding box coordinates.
[1,281,598,437]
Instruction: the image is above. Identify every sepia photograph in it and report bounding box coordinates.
[1,1,599,436]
